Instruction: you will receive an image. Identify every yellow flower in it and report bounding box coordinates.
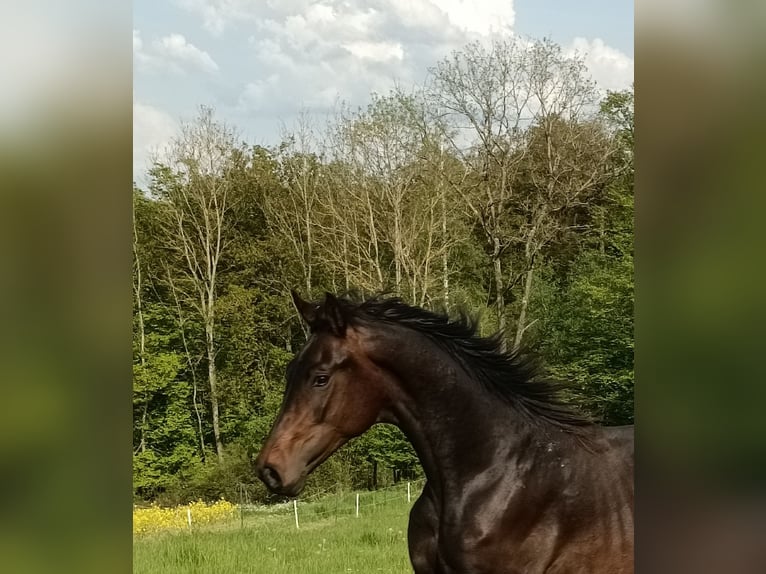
[133,499,237,536]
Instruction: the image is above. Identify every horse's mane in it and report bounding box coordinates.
[337,295,593,436]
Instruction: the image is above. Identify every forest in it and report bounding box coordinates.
[133,37,634,505]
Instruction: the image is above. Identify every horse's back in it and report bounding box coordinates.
[602,424,634,442]
[593,424,634,573]
[542,424,634,573]
[600,424,634,476]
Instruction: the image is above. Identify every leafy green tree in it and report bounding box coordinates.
[533,251,633,424]
[531,87,634,425]
[132,305,201,498]
[131,46,635,503]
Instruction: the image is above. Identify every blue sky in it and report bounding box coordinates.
[134,1,633,184]
[515,1,633,57]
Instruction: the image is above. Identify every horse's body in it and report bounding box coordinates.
[255,293,634,573]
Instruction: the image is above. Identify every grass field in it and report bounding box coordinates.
[133,486,418,573]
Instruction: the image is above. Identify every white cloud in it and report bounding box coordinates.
[237,74,282,109]
[304,3,335,24]
[174,0,265,36]
[153,34,220,74]
[134,29,219,75]
[343,41,404,62]
[430,0,515,37]
[213,1,518,117]
[133,29,153,71]
[568,37,634,92]
[176,1,515,39]
[151,1,631,148]
[173,0,225,36]
[133,99,177,184]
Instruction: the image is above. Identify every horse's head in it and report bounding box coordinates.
[254,291,389,496]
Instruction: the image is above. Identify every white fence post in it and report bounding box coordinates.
[355,493,360,518]
[186,507,192,532]
[407,482,411,503]
[293,499,299,529]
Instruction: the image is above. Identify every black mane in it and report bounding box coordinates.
[337,295,592,434]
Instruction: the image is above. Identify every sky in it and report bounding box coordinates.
[133,0,634,185]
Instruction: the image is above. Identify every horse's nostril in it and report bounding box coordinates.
[259,465,283,491]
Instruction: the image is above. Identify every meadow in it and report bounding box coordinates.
[133,484,418,573]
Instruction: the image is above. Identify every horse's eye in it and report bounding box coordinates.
[313,374,330,387]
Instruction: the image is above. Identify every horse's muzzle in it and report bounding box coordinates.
[254,456,305,497]
[258,465,283,492]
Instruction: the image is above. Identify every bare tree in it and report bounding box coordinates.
[132,190,148,454]
[315,103,388,294]
[317,92,456,305]
[429,39,533,346]
[402,90,470,310]
[510,40,614,350]
[150,106,244,462]
[430,38,614,349]
[341,94,419,296]
[266,111,320,295]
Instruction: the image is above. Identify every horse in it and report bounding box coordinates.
[255,292,634,573]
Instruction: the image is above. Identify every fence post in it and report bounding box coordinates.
[293,499,299,529]
[186,507,192,532]
[334,490,339,524]
[239,484,244,529]
[355,493,360,518]
[407,482,411,503]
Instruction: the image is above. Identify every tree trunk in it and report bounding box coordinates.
[441,163,449,310]
[192,378,206,462]
[514,214,541,351]
[513,263,535,351]
[206,321,224,462]
[304,203,313,294]
[286,322,292,353]
[599,209,606,255]
[394,202,402,295]
[363,185,384,288]
[167,269,207,462]
[136,291,147,454]
[492,238,506,351]
[133,214,148,454]
[342,233,350,292]
[139,403,147,454]
[304,155,313,295]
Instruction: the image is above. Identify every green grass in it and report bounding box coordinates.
[133,486,418,573]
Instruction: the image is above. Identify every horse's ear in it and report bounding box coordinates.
[321,292,347,337]
[291,290,319,325]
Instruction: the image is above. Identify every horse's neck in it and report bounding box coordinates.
[379,334,540,499]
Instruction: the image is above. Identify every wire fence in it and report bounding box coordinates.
[134,479,426,537]
[236,479,426,530]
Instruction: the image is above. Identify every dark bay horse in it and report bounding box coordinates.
[255,293,634,573]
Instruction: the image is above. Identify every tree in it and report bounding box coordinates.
[532,87,634,424]
[266,111,321,296]
[430,38,615,349]
[318,103,387,294]
[148,106,246,462]
[133,187,149,454]
[131,41,635,503]
[429,38,532,344]
[317,91,462,305]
